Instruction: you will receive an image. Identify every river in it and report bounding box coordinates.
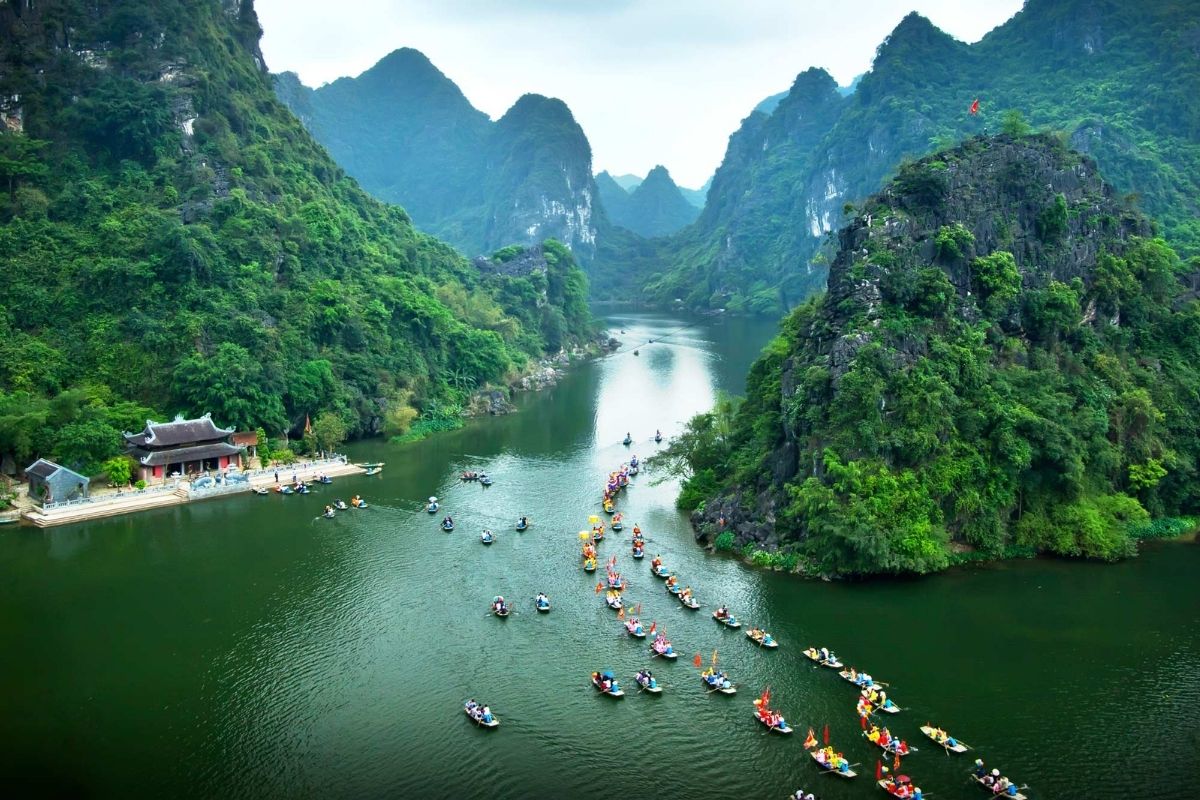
[1,310,1197,800]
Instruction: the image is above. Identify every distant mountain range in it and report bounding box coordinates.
[275,49,599,260]
[595,166,700,238]
[643,0,1200,313]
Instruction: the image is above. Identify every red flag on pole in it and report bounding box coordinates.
[648,621,657,634]
[693,653,703,668]
[636,603,642,616]
[876,760,883,781]
[894,751,901,771]
[823,723,829,745]
[803,728,818,749]
[617,607,625,620]
[861,714,868,730]
[969,97,980,115]
[594,582,603,594]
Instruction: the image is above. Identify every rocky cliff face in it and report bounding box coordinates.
[274,53,598,259]
[683,134,1198,575]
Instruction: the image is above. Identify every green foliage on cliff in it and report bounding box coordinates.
[645,0,1200,314]
[0,1,592,475]
[664,135,1200,575]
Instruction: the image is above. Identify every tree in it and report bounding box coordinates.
[1000,109,1031,137]
[172,343,287,432]
[311,411,347,454]
[101,456,133,486]
[255,427,270,467]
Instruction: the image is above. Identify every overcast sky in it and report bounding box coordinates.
[257,0,1024,187]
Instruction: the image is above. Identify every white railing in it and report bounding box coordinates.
[41,480,180,511]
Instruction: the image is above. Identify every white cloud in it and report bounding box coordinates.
[256,0,1024,187]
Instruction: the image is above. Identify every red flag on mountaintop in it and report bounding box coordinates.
[693,653,703,668]
[823,723,830,745]
[969,97,980,115]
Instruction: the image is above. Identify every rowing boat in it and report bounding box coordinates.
[712,611,741,629]
[919,725,968,753]
[481,532,494,545]
[364,467,382,476]
[838,669,880,689]
[464,702,499,728]
[592,672,625,697]
[624,619,646,638]
[650,641,678,659]
[809,750,857,778]
[802,648,841,668]
[754,712,793,734]
[442,521,455,532]
[747,630,779,649]
[605,592,623,610]
[702,675,737,695]
[652,564,669,578]
[632,548,645,559]
[635,673,662,693]
[535,598,551,613]
[863,730,915,756]
[493,606,510,618]
[583,560,597,572]
[666,583,682,595]
[971,775,1027,799]
[678,594,700,610]
[878,778,911,797]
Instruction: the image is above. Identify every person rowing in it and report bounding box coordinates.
[492,596,508,614]
[651,633,675,657]
[654,429,662,442]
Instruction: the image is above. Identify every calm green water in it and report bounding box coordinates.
[1,310,1197,800]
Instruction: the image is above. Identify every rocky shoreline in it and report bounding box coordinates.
[467,333,619,416]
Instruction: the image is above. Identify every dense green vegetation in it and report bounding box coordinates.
[654,134,1200,576]
[0,1,593,477]
[642,0,1200,314]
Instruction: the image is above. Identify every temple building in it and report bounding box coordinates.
[124,414,243,483]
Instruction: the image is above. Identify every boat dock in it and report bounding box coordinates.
[19,457,365,528]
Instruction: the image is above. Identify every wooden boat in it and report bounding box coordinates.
[651,563,669,578]
[802,648,841,667]
[604,505,615,515]
[919,725,968,753]
[426,503,438,514]
[605,594,623,611]
[515,521,528,531]
[481,531,494,545]
[712,611,741,629]
[650,640,678,659]
[253,487,269,496]
[592,673,625,697]
[583,559,597,573]
[624,619,646,638]
[878,778,911,797]
[666,582,682,595]
[654,433,663,443]
[863,730,915,756]
[360,462,385,469]
[702,674,737,695]
[809,750,857,778]
[678,593,700,610]
[351,500,368,508]
[493,606,510,618]
[971,775,1027,799]
[535,597,551,613]
[322,510,335,519]
[838,669,878,688]
[277,485,294,495]
[464,703,499,728]
[317,476,333,484]
[632,547,645,559]
[334,500,348,510]
[634,673,662,693]
[607,577,626,591]
[364,467,382,476]
[611,519,624,531]
[480,476,493,486]
[753,712,793,734]
[622,436,632,446]
[876,699,901,714]
[747,630,780,649]
[442,521,455,532]
[592,529,605,542]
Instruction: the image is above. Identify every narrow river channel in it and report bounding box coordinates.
[1,310,1196,799]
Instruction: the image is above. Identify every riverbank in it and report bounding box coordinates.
[18,457,362,528]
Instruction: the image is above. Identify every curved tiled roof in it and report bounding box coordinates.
[129,442,243,467]
[124,413,234,447]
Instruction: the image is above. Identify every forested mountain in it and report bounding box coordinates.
[274,51,599,259]
[0,0,594,476]
[644,0,1200,314]
[593,165,699,238]
[657,134,1200,575]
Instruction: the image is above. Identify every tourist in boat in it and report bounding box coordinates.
[973,759,987,778]
[715,605,729,620]
[635,669,657,690]
[517,515,529,529]
[536,592,550,609]
[443,515,454,527]
[492,596,507,614]
[625,616,643,636]
[654,429,662,442]
[652,633,674,656]
[650,555,662,571]
[480,705,494,724]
